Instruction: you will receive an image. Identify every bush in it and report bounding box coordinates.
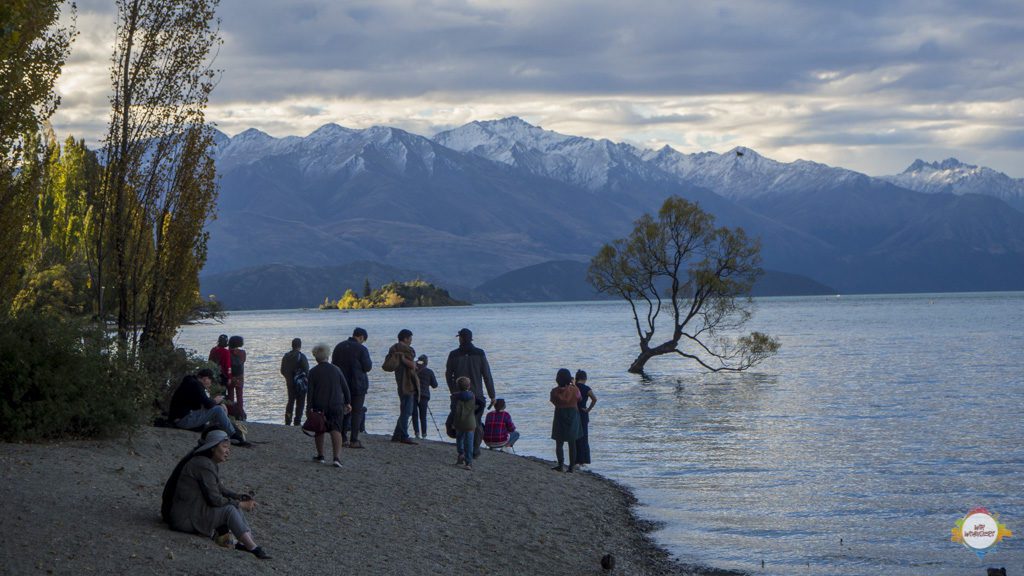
[0,315,151,441]
[139,343,218,416]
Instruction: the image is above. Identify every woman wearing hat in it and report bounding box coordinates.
[162,429,271,559]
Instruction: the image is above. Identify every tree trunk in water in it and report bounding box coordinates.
[628,351,656,374]
[628,341,678,374]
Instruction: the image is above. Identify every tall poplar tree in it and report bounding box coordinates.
[0,1,75,314]
[98,0,221,350]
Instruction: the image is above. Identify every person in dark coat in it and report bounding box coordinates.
[550,368,582,473]
[280,338,310,426]
[332,327,372,448]
[413,354,439,439]
[163,429,270,559]
[308,343,351,468]
[445,328,496,457]
[574,369,598,468]
[168,368,248,446]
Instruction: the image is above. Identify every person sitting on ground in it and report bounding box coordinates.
[162,429,271,559]
[483,398,520,450]
[550,368,582,473]
[413,354,439,439]
[168,368,249,446]
[307,343,351,468]
[451,377,477,470]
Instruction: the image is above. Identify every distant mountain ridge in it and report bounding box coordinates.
[201,260,835,310]
[881,158,1024,213]
[203,117,1024,300]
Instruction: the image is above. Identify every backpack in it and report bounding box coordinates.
[292,353,309,395]
[381,350,400,372]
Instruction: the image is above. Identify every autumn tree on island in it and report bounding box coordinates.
[588,196,780,374]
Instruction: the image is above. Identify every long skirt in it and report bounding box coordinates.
[551,407,582,442]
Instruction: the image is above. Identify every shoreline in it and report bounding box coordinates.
[0,422,743,575]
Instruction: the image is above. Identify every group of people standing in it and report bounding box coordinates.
[161,326,598,559]
[208,334,248,421]
[279,326,505,471]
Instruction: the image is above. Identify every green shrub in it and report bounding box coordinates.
[139,343,218,416]
[0,315,151,441]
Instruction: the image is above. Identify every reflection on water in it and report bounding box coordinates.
[176,293,1024,575]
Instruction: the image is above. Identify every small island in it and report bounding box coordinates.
[320,279,469,309]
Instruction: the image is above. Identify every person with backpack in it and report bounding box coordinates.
[208,334,232,391]
[331,327,372,448]
[281,338,310,426]
[386,329,419,445]
[227,335,247,421]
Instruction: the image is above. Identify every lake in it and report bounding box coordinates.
[175,293,1024,575]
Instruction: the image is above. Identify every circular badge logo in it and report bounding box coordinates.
[951,507,1013,559]
[961,512,999,550]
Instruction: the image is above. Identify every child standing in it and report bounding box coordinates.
[452,376,477,470]
[483,398,520,450]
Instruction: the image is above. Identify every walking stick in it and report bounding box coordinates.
[427,404,445,441]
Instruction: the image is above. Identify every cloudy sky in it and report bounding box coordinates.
[52,0,1024,176]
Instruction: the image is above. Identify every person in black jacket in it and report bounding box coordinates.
[308,343,351,468]
[445,328,496,458]
[168,368,249,446]
[331,327,372,448]
[413,354,439,439]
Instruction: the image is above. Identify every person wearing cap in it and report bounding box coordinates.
[445,328,496,457]
[332,327,372,448]
[168,368,248,446]
[162,429,271,559]
[281,338,310,426]
[412,354,439,439]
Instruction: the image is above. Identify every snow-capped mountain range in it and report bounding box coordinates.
[203,116,1024,303]
[881,158,1024,212]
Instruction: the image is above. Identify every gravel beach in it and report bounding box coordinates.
[0,422,739,576]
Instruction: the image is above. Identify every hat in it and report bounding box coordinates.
[457,328,472,339]
[195,429,230,453]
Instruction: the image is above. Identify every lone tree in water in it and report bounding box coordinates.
[588,196,779,374]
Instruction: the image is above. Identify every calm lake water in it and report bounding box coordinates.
[176,293,1024,575]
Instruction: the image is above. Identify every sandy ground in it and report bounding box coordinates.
[0,423,741,576]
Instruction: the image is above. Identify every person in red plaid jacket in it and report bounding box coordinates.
[482,399,520,449]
